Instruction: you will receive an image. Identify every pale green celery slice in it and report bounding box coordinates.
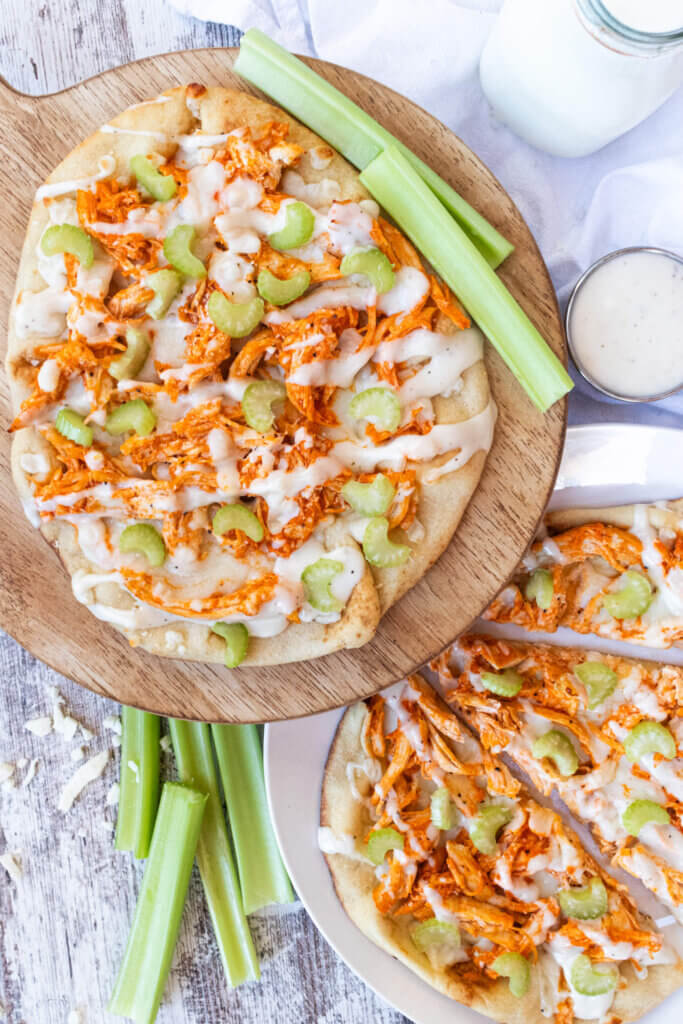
[169,721,260,986]
[430,787,458,830]
[211,622,250,668]
[212,503,264,542]
[574,662,619,710]
[340,247,395,293]
[603,569,653,620]
[109,328,150,381]
[341,474,395,516]
[114,707,161,859]
[105,398,156,437]
[146,269,182,320]
[622,799,670,836]
[241,379,286,432]
[411,920,461,963]
[469,804,512,855]
[350,387,401,432]
[108,782,207,1024]
[163,224,206,278]
[268,201,315,250]
[492,952,531,998]
[208,291,265,338]
[365,826,404,865]
[531,729,579,776]
[570,954,618,997]
[623,721,676,764]
[211,723,294,913]
[359,147,573,412]
[257,267,310,305]
[41,224,94,268]
[130,155,177,202]
[55,407,93,447]
[119,523,167,568]
[525,568,554,609]
[302,558,344,613]
[481,670,523,697]
[362,517,411,568]
[558,877,608,920]
[234,29,513,268]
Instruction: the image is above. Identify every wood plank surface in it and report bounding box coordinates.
[0,48,566,723]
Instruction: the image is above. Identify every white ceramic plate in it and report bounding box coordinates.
[265,423,683,1024]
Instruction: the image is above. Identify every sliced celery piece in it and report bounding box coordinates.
[492,952,531,998]
[211,622,250,668]
[234,29,513,268]
[570,955,618,997]
[360,147,572,412]
[558,877,608,920]
[257,267,310,306]
[622,799,670,836]
[469,804,512,855]
[108,782,207,1024]
[350,387,401,432]
[531,729,579,777]
[115,707,161,859]
[41,224,94,268]
[575,662,619,710]
[430,787,458,830]
[212,503,264,542]
[623,721,676,764]
[163,224,206,279]
[302,558,344,613]
[55,407,93,447]
[169,721,260,986]
[365,826,404,865]
[341,475,395,516]
[362,517,411,568]
[109,328,150,382]
[341,247,395,293]
[146,269,182,320]
[241,379,286,432]
[268,201,315,250]
[119,523,167,568]
[211,723,294,913]
[603,570,653,620]
[105,398,156,437]
[130,155,177,202]
[411,920,461,967]
[481,670,523,697]
[525,568,554,610]
[208,291,264,338]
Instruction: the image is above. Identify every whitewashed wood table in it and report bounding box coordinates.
[0,2,406,1021]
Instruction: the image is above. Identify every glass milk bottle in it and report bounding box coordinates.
[480,0,683,157]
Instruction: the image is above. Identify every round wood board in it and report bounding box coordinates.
[0,48,566,722]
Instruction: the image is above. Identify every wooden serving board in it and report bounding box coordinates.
[0,48,566,722]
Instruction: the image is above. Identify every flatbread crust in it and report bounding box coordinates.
[8,84,490,665]
[321,703,683,1023]
[546,500,683,534]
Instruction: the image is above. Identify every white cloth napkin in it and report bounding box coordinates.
[169,0,683,428]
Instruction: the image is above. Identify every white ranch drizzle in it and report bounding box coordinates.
[35,155,116,200]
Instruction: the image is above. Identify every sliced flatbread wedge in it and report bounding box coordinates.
[320,675,682,1023]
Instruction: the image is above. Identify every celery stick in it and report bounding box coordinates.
[115,707,160,859]
[108,782,207,1024]
[169,719,260,986]
[212,724,294,914]
[360,147,573,411]
[234,29,513,269]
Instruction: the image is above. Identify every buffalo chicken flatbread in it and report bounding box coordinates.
[486,502,683,649]
[7,84,495,666]
[438,635,683,925]
[320,676,681,1023]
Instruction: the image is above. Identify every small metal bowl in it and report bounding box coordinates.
[565,245,683,403]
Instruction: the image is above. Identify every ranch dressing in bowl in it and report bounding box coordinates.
[566,247,683,401]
